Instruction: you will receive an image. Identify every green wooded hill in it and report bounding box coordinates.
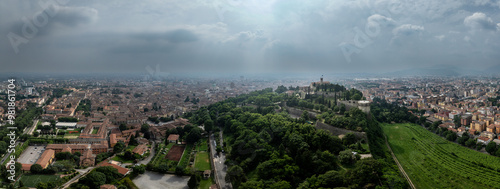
[185,88,408,189]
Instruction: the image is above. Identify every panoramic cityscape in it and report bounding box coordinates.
[1,0,500,189]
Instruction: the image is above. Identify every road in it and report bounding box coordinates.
[60,167,95,189]
[26,119,38,135]
[138,141,155,165]
[209,132,232,189]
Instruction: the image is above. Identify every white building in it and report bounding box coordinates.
[55,122,77,129]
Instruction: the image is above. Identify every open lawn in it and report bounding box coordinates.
[17,174,60,187]
[382,123,500,189]
[196,140,209,152]
[199,177,214,189]
[126,145,137,151]
[63,135,79,139]
[194,152,211,171]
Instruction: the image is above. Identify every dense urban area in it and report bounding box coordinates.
[1,75,500,189]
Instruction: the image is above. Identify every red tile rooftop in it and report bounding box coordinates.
[167,134,179,141]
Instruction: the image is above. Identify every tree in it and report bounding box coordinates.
[175,165,185,175]
[352,93,362,100]
[185,96,190,102]
[0,141,7,154]
[495,148,500,157]
[56,152,73,160]
[30,164,43,174]
[94,166,122,183]
[204,119,214,132]
[124,150,133,160]
[114,141,125,153]
[453,115,461,127]
[486,142,497,154]
[129,134,138,146]
[141,124,150,133]
[338,150,356,165]
[33,131,39,137]
[187,174,199,189]
[301,111,309,121]
[158,163,169,173]
[186,128,202,144]
[446,132,457,142]
[79,171,106,188]
[342,133,356,146]
[476,143,484,150]
[275,85,288,94]
[216,146,222,154]
[119,123,127,131]
[339,104,346,114]
[228,165,247,188]
[465,139,476,148]
[133,165,145,174]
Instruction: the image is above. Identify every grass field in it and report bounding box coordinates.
[199,177,214,189]
[382,123,500,189]
[196,140,209,152]
[17,174,60,187]
[194,152,211,171]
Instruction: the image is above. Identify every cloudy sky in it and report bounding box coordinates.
[1,0,499,74]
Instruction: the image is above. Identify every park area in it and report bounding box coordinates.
[383,123,500,189]
[17,174,60,188]
[165,145,185,162]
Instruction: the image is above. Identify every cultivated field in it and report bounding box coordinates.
[382,123,500,189]
[165,145,185,162]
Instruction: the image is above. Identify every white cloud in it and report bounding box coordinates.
[392,24,425,36]
[367,14,396,27]
[435,35,445,41]
[464,36,471,42]
[464,12,497,31]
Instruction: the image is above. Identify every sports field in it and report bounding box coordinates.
[382,123,500,189]
[18,174,60,187]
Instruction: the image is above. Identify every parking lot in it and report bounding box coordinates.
[17,146,45,164]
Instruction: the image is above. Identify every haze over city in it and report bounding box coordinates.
[3,1,500,189]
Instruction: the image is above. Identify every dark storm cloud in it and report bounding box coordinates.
[132,29,198,43]
[1,0,500,74]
